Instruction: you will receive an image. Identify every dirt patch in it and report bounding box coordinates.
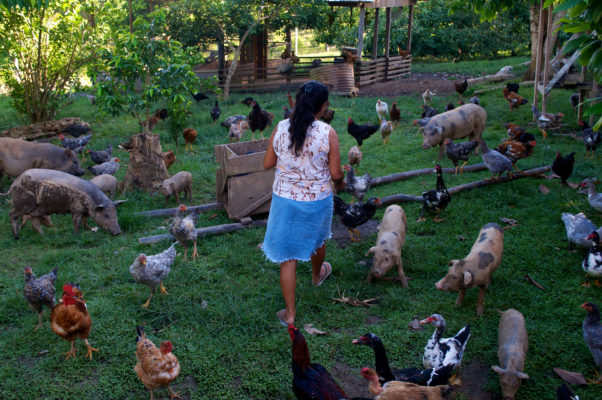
[360,72,470,97]
[457,359,499,400]
[330,359,372,399]
[331,219,379,249]
[172,375,199,400]
[365,313,384,325]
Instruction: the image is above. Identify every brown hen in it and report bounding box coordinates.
[502,87,528,112]
[182,128,197,152]
[135,326,180,400]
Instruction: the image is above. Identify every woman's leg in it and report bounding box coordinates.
[280,260,297,324]
[311,242,327,285]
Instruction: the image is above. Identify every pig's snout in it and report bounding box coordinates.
[422,143,431,149]
[110,227,122,235]
[435,279,446,291]
[372,269,383,278]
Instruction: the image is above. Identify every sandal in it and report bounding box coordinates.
[315,262,332,287]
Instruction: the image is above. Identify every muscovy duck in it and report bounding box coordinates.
[561,213,600,249]
[580,302,602,383]
[420,314,470,375]
[418,164,451,222]
[352,333,454,386]
[580,179,602,212]
[582,231,602,287]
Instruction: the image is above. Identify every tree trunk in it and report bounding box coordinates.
[120,132,169,194]
[525,2,541,80]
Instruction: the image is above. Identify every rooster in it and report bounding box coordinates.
[183,128,197,152]
[502,87,527,112]
[129,243,177,308]
[59,134,92,161]
[169,205,199,261]
[580,120,601,158]
[347,118,378,148]
[532,105,563,139]
[360,368,453,400]
[50,283,98,360]
[376,100,388,121]
[248,100,273,140]
[344,164,371,203]
[135,326,180,400]
[334,196,380,242]
[24,266,57,331]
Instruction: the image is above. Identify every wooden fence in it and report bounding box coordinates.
[357,55,412,86]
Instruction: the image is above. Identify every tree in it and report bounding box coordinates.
[0,0,121,122]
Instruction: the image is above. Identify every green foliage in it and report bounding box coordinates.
[0,0,122,122]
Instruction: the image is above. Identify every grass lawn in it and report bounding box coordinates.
[0,65,600,400]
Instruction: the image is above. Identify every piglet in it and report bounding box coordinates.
[90,174,118,198]
[365,205,408,286]
[435,222,503,316]
[492,309,529,399]
[160,171,192,205]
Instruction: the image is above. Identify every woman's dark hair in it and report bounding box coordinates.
[288,80,329,155]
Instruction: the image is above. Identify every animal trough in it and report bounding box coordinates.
[214,138,275,220]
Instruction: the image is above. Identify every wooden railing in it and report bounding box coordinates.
[357,55,412,86]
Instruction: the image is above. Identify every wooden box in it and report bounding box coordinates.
[214,138,275,220]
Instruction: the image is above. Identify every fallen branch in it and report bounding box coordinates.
[371,163,488,187]
[138,219,267,244]
[473,80,534,95]
[524,274,546,291]
[379,165,551,207]
[134,203,224,218]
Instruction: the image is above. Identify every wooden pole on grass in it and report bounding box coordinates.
[135,203,224,218]
[138,219,268,244]
[370,163,488,187]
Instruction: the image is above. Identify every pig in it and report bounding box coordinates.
[419,103,487,159]
[90,174,118,198]
[0,137,85,179]
[160,171,192,205]
[7,168,124,238]
[365,205,408,286]
[20,215,54,233]
[435,222,503,316]
[492,309,529,400]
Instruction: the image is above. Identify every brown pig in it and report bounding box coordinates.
[90,174,118,198]
[160,171,192,205]
[365,205,408,286]
[0,137,85,179]
[419,103,487,159]
[435,222,503,315]
[492,309,529,400]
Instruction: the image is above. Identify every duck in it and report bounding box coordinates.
[352,333,454,386]
[580,179,602,212]
[418,164,451,222]
[561,212,600,249]
[582,231,602,287]
[419,314,470,377]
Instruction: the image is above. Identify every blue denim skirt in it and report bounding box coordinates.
[262,193,333,263]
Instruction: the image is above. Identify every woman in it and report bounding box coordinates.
[263,80,344,326]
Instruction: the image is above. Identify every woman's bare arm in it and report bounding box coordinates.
[328,127,344,191]
[263,125,279,169]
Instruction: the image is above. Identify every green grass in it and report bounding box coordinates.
[0,64,600,400]
[413,56,530,77]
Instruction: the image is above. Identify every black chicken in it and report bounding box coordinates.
[505,82,520,94]
[421,104,438,118]
[445,102,455,111]
[444,139,478,174]
[241,96,254,106]
[352,333,454,386]
[556,382,579,400]
[283,106,292,119]
[191,91,209,102]
[580,302,602,383]
[418,164,450,222]
[454,77,468,97]
[63,123,91,138]
[579,120,601,158]
[552,151,575,185]
[248,100,273,140]
[344,164,371,203]
[87,143,113,165]
[210,100,221,124]
[570,93,580,110]
[347,118,378,148]
[334,196,380,242]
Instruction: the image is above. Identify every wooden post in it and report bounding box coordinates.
[532,0,545,119]
[357,6,366,60]
[407,4,414,52]
[384,7,391,81]
[590,78,599,126]
[285,27,291,55]
[218,39,225,86]
[541,3,553,114]
[372,8,380,60]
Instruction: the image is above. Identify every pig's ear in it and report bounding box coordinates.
[64,149,73,156]
[95,204,106,211]
[435,126,443,135]
[515,372,529,379]
[113,200,127,208]
[463,271,473,286]
[365,247,377,257]
[491,365,505,375]
[448,259,458,267]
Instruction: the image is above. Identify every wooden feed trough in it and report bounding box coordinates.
[214,139,275,220]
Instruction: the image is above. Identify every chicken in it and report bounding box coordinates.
[50,283,98,360]
[532,105,564,139]
[283,106,293,119]
[390,101,401,126]
[191,91,209,102]
[454,78,468,97]
[135,326,180,400]
[561,213,601,249]
[497,139,536,172]
[582,232,602,287]
[570,93,580,110]
[221,114,246,129]
[87,143,113,165]
[287,93,295,109]
[445,103,455,111]
[344,164,371,203]
[556,382,580,400]
[502,87,528,112]
[347,146,362,169]
[580,302,602,382]
[347,118,378,148]
[24,266,57,331]
[130,243,177,308]
[380,119,394,145]
[334,196,380,242]
[63,123,91,138]
[248,100,273,140]
[59,134,92,161]
[228,120,249,143]
[210,100,220,124]
[241,96,254,107]
[154,108,168,120]
[422,89,435,105]
[478,138,513,180]
[552,152,575,185]
[444,139,478,174]
[418,164,451,222]
[281,47,291,60]
[506,82,520,94]
[376,100,388,121]
[421,104,438,118]
[290,51,300,64]
[88,157,119,176]
[183,128,197,152]
[169,204,199,261]
[398,44,410,57]
[349,87,359,98]
[141,116,160,132]
[580,179,602,212]
[321,108,335,124]
[288,324,348,400]
[579,120,601,158]
[162,150,176,169]
[360,368,453,400]
[352,333,454,386]
[469,95,480,105]
[504,122,535,143]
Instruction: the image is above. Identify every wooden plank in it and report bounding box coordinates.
[224,153,266,176]
[138,219,268,244]
[227,169,275,219]
[231,191,273,220]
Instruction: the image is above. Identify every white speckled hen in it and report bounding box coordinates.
[129,243,177,308]
[418,164,450,222]
[444,139,478,174]
[169,205,199,261]
[89,157,120,176]
[24,266,57,331]
[580,302,602,383]
[344,164,371,203]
